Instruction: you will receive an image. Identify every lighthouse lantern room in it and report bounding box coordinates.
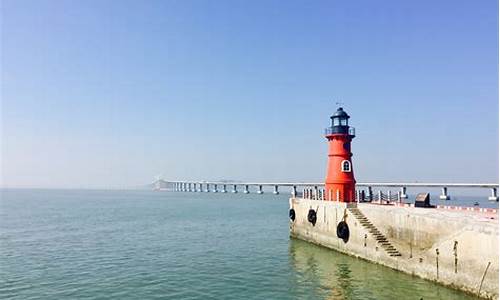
[324,107,356,202]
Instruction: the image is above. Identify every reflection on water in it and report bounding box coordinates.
[288,238,479,300]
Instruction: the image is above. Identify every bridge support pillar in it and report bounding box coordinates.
[257,185,263,194]
[291,185,297,197]
[221,184,227,193]
[198,183,202,192]
[489,188,499,201]
[213,184,218,193]
[400,187,408,199]
[440,187,450,200]
[205,184,210,192]
[232,185,238,193]
[368,186,373,201]
[273,185,279,195]
[244,185,249,194]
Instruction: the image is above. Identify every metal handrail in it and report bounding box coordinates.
[324,126,356,136]
[349,127,355,136]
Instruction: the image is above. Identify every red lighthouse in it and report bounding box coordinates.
[324,107,356,202]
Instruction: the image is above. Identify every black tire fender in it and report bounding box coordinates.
[337,221,350,243]
[289,208,296,221]
[307,209,317,226]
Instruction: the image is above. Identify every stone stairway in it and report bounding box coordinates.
[349,207,402,257]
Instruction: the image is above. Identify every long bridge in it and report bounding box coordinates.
[155,180,499,201]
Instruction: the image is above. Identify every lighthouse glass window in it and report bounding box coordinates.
[341,160,351,172]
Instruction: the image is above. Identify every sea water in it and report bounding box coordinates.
[0,189,481,299]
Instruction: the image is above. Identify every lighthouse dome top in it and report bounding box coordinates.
[331,107,350,119]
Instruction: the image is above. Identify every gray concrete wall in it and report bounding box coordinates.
[289,198,499,299]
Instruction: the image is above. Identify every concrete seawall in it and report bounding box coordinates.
[289,198,499,299]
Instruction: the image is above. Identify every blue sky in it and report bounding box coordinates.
[1,0,498,188]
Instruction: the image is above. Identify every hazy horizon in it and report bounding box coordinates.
[2,0,499,189]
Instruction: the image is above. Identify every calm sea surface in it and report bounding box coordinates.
[1,189,482,299]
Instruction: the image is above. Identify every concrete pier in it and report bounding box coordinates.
[289,197,499,299]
